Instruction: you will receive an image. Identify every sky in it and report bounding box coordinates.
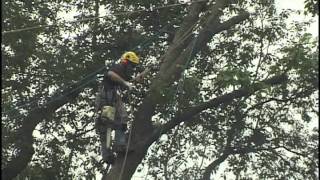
[275,0,319,37]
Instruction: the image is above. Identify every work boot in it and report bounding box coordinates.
[101,148,115,164]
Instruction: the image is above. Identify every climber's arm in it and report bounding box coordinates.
[107,71,131,88]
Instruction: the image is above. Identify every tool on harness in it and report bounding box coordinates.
[100,106,127,131]
[96,87,131,164]
[101,106,115,120]
[101,106,115,150]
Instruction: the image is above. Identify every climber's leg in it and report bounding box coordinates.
[114,100,129,153]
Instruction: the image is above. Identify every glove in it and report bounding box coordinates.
[124,81,134,90]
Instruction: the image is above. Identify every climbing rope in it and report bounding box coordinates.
[116,40,198,179]
[142,26,199,180]
[154,11,207,139]
[117,31,199,180]
[156,37,198,135]
[118,93,134,180]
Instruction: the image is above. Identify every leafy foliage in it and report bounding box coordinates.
[2,0,318,179]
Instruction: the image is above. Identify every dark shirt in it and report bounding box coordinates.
[103,63,133,91]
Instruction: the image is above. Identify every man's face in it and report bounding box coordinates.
[127,61,138,71]
[125,60,138,76]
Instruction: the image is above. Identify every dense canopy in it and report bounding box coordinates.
[2,0,318,179]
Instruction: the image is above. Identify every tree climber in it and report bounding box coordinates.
[94,51,145,164]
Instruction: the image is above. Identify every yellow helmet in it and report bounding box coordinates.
[121,51,140,64]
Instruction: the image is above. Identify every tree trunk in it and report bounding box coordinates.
[101,1,252,178]
[102,138,151,180]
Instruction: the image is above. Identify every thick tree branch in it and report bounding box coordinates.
[202,145,283,180]
[151,74,288,141]
[131,0,207,143]
[135,8,251,144]
[160,1,207,71]
[2,74,97,180]
[160,0,230,80]
[202,137,317,180]
[202,152,229,180]
[167,11,251,86]
[203,106,245,180]
[194,11,250,57]
[133,3,250,141]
